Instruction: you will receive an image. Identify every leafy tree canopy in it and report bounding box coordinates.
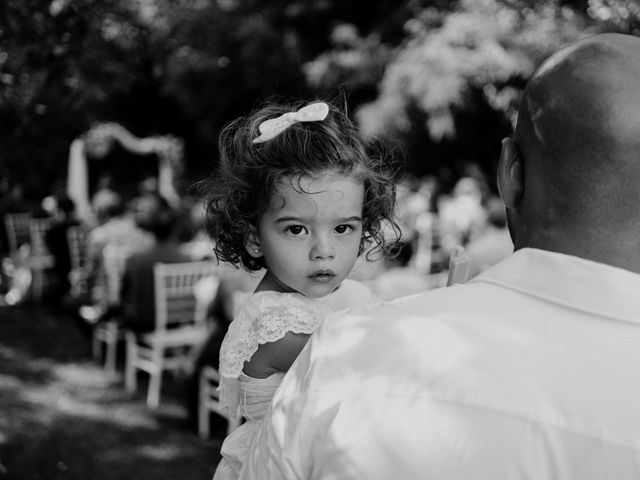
[0,0,637,199]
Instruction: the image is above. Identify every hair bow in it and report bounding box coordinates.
[252,102,330,144]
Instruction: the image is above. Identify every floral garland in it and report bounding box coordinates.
[68,122,185,220]
[82,122,184,173]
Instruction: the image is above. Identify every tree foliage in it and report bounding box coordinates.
[349,0,592,186]
[0,0,427,195]
[0,0,159,194]
[0,0,637,198]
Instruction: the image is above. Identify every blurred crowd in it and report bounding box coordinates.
[0,169,512,434]
[0,174,261,433]
[0,176,205,308]
[0,170,515,313]
[356,173,513,299]
[400,174,512,274]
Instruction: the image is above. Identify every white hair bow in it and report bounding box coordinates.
[252,102,330,144]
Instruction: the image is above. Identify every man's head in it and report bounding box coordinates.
[133,193,177,241]
[92,190,124,225]
[499,33,640,273]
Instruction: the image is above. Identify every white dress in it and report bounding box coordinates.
[213,279,379,480]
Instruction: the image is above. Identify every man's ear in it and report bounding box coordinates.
[244,224,263,258]
[497,137,524,209]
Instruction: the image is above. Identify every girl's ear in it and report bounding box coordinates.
[244,225,263,258]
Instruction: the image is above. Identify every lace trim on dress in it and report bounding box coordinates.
[217,292,323,418]
[219,303,321,379]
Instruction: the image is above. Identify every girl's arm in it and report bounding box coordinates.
[243,332,310,379]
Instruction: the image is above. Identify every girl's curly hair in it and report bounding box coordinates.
[205,98,403,271]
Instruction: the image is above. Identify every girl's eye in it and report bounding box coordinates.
[335,224,354,234]
[285,225,307,236]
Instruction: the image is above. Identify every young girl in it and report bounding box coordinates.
[205,99,401,479]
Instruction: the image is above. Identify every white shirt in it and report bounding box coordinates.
[240,248,640,480]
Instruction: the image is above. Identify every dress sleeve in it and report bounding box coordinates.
[218,293,322,418]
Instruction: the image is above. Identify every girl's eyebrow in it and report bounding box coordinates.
[338,215,363,223]
[275,215,362,223]
[275,216,306,223]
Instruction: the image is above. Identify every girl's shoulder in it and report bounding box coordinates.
[219,291,322,379]
[239,290,323,333]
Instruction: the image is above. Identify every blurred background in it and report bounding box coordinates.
[0,0,639,479]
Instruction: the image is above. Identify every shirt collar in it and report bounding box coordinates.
[473,248,640,325]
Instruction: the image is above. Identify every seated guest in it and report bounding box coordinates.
[465,196,513,278]
[82,190,153,308]
[241,33,640,479]
[120,193,192,333]
[44,195,80,305]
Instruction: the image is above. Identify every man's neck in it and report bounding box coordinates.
[516,237,640,275]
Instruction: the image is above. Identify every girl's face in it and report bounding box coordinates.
[248,171,364,298]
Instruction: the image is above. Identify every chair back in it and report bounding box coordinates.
[446,246,472,286]
[102,243,135,305]
[67,225,88,272]
[153,261,216,333]
[4,213,32,255]
[199,364,241,438]
[29,217,53,258]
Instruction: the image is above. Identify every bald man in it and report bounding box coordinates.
[239,34,640,479]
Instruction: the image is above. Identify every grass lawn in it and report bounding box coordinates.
[0,303,223,480]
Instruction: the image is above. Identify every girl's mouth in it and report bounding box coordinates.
[308,270,336,282]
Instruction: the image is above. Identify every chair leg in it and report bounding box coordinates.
[105,327,117,374]
[91,327,101,361]
[124,335,137,393]
[147,370,162,409]
[146,347,164,409]
[32,269,42,302]
[198,370,210,439]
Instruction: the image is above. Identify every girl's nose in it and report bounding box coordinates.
[310,234,335,260]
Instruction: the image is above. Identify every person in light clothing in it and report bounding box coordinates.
[205,99,401,479]
[240,33,640,479]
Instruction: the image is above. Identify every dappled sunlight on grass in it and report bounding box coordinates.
[0,305,223,479]
[0,344,54,383]
[1,349,156,429]
[138,443,205,460]
[0,373,21,389]
[54,362,118,388]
